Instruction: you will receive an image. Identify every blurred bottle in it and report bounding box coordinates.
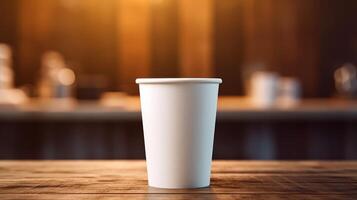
[334,63,357,98]
[0,44,28,104]
[38,51,76,99]
[277,77,301,106]
[0,44,14,90]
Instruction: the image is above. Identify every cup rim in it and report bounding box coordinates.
[136,78,222,84]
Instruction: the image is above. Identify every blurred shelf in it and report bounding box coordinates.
[218,97,357,120]
[1,96,357,121]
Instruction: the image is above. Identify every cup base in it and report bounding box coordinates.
[148,184,210,189]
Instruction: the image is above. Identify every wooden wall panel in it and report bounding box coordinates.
[0,0,18,85]
[240,0,321,97]
[117,0,152,94]
[17,0,118,89]
[17,0,56,86]
[242,0,278,69]
[151,0,178,78]
[51,0,117,85]
[319,0,357,97]
[214,0,244,95]
[0,1,18,47]
[274,0,299,76]
[296,0,321,97]
[0,0,355,96]
[273,0,321,97]
[178,0,213,77]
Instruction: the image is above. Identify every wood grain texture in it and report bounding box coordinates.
[17,0,56,86]
[117,0,152,93]
[240,0,321,97]
[178,0,213,77]
[151,0,179,78]
[2,0,355,96]
[214,0,244,95]
[0,161,356,199]
[16,0,119,89]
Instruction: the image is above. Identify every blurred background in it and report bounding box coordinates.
[0,0,357,160]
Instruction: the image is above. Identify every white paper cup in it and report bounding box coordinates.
[136,78,222,189]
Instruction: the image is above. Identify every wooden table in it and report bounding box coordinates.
[0,161,356,199]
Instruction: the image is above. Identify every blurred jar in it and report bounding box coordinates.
[0,44,14,90]
[277,77,301,106]
[0,44,28,104]
[249,71,279,107]
[38,51,75,99]
[334,63,357,98]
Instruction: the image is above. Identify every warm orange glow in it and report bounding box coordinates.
[58,68,75,86]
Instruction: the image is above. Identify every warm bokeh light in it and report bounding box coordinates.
[58,68,75,86]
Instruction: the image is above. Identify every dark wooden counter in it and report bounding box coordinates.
[2,97,357,121]
[1,97,357,160]
[0,161,356,199]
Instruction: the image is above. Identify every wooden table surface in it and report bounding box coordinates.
[0,161,356,199]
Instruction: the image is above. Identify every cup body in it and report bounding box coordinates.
[136,78,222,189]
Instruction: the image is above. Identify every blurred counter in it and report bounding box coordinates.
[1,96,356,160]
[1,96,357,121]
